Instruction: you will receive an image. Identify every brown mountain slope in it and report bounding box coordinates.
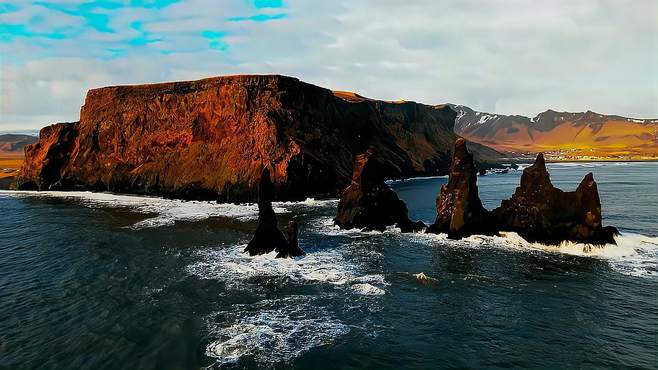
[452,106,658,160]
[0,134,37,184]
[15,75,503,201]
[0,134,37,157]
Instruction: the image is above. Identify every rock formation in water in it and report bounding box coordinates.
[429,139,618,245]
[493,153,618,245]
[14,75,502,201]
[427,138,492,238]
[335,148,426,232]
[277,220,306,258]
[244,168,305,258]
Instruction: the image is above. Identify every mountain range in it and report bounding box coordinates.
[0,134,38,157]
[1,78,656,188]
[451,105,658,160]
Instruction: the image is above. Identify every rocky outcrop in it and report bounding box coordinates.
[427,138,492,238]
[16,122,78,190]
[15,75,502,201]
[335,148,425,232]
[428,139,618,245]
[493,154,618,245]
[244,168,305,258]
[278,220,306,258]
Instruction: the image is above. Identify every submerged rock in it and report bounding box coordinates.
[244,168,305,258]
[427,138,492,238]
[335,148,425,232]
[493,154,618,245]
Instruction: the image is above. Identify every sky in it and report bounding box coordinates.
[1,0,657,130]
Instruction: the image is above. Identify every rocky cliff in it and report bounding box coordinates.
[427,138,491,238]
[335,148,425,232]
[15,75,502,201]
[493,154,618,245]
[429,139,618,245]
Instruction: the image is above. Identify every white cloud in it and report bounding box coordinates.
[0,0,656,130]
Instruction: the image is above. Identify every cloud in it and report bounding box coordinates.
[0,0,656,130]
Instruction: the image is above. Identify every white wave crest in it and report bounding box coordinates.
[274,197,339,208]
[192,242,386,365]
[0,190,286,228]
[311,216,408,237]
[205,297,350,365]
[187,244,387,292]
[409,230,658,278]
[350,283,386,295]
[385,175,448,185]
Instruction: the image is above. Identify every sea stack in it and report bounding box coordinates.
[493,153,618,245]
[277,220,306,258]
[335,148,425,232]
[244,168,305,257]
[427,138,492,238]
[428,139,618,245]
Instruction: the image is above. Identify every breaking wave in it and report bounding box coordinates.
[204,297,350,365]
[385,175,448,185]
[187,243,387,292]
[188,241,386,365]
[311,216,403,237]
[0,191,337,229]
[409,231,658,278]
[311,218,658,279]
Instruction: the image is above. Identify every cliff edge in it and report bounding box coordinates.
[15,75,502,201]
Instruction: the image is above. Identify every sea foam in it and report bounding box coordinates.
[204,297,350,364]
[189,242,386,365]
[409,230,658,278]
[311,217,658,279]
[0,190,334,229]
[187,243,387,293]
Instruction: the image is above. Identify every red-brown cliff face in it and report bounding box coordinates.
[15,75,502,201]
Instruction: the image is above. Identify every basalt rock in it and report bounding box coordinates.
[14,75,502,201]
[493,153,618,245]
[277,220,306,258]
[335,148,426,232]
[429,139,618,245]
[244,168,288,256]
[427,138,492,238]
[244,168,306,258]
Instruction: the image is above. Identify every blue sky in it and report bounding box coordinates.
[1,0,657,130]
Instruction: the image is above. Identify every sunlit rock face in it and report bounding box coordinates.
[15,75,502,202]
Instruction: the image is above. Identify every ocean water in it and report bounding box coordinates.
[0,162,656,369]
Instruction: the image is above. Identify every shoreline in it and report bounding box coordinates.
[504,158,658,164]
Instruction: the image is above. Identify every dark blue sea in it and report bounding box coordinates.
[1,162,657,369]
